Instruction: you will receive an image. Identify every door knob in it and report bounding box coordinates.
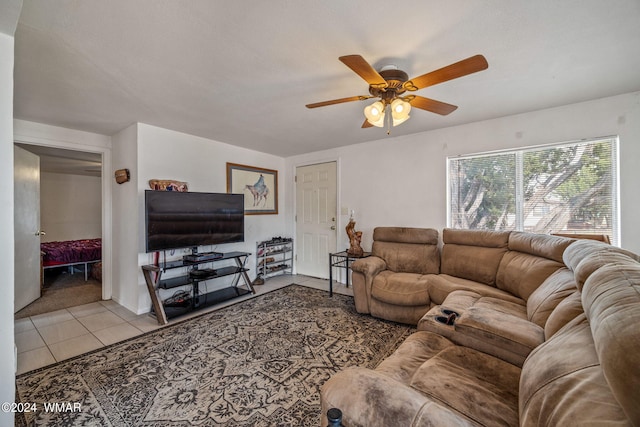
[35,230,46,236]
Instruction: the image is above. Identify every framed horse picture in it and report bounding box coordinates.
[226,162,278,215]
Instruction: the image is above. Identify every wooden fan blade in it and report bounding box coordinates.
[362,119,373,128]
[404,55,488,91]
[306,95,371,109]
[409,96,458,115]
[339,55,388,87]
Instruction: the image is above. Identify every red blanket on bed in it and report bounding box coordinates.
[41,238,102,266]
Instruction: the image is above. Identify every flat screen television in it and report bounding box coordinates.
[144,190,244,252]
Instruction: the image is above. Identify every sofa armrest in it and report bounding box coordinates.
[350,256,387,313]
[351,256,387,276]
[321,367,475,427]
[454,307,544,366]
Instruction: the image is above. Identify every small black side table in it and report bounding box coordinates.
[329,251,371,297]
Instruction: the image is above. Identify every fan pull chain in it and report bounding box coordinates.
[386,105,392,135]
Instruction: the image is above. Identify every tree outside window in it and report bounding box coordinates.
[448,138,618,245]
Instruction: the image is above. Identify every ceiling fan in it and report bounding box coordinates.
[306,54,488,130]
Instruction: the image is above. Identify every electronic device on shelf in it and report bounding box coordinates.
[189,268,217,278]
[183,251,224,262]
[163,290,191,307]
[144,190,245,252]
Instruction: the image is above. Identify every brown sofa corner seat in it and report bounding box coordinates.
[321,236,640,426]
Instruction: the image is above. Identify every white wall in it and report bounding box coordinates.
[0,28,17,426]
[285,91,640,255]
[131,124,287,313]
[111,123,138,311]
[40,172,102,242]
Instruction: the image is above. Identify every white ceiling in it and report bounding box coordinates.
[16,144,102,177]
[13,0,640,157]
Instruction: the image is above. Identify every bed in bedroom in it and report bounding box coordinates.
[41,238,102,281]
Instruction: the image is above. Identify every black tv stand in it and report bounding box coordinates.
[141,251,254,325]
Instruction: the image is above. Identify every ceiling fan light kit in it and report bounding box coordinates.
[306,54,488,132]
[364,100,385,127]
[390,98,411,125]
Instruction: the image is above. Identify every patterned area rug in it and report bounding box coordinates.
[16,285,413,426]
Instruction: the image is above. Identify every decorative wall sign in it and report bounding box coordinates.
[226,163,278,215]
[148,179,188,192]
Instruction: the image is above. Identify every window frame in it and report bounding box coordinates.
[446,136,620,245]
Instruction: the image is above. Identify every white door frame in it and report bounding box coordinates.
[13,133,113,301]
[292,157,341,276]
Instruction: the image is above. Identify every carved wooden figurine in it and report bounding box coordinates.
[345,219,364,257]
[148,179,189,192]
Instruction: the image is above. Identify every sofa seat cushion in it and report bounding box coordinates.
[371,271,430,306]
[426,274,524,305]
[375,331,455,385]
[410,345,521,427]
[471,296,526,316]
[520,314,631,426]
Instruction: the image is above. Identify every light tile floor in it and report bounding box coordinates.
[15,274,353,375]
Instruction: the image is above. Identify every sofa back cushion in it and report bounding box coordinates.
[509,231,572,263]
[440,229,509,286]
[495,232,572,300]
[563,239,640,274]
[372,227,440,274]
[582,263,640,424]
[573,250,638,290]
[526,268,577,328]
[519,314,631,426]
[544,290,584,339]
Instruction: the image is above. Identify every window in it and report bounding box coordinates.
[447,137,618,245]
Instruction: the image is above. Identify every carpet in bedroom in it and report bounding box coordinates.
[16,284,413,426]
[15,269,102,319]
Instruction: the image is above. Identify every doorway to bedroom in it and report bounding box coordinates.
[14,144,103,318]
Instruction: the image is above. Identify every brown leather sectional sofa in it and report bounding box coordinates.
[320,227,640,426]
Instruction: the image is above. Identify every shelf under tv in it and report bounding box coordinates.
[156,286,252,320]
[158,266,248,289]
[141,251,254,325]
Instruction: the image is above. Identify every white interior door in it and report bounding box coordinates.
[14,146,42,312]
[295,162,337,278]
